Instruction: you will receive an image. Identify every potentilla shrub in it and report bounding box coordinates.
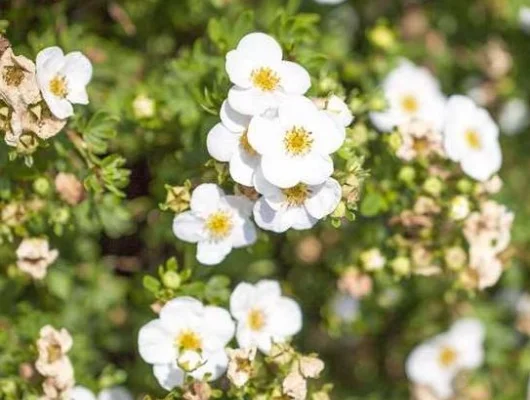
[0,1,528,399]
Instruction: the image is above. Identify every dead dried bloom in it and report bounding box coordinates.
[35,325,73,378]
[283,371,307,400]
[54,172,85,205]
[396,119,444,161]
[227,347,257,388]
[0,47,40,110]
[16,238,58,280]
[298,355,325,379]
[182,381,212,400]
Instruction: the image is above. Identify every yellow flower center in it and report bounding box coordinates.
[401,94,419,114]
[465,129,482,150]
[176,330,202,352]
[49,75,68,98]
[284,127,313,156]
[282,183,310,207]
[47,343,63,363]
[239,130,257,156]
[205,211,233,240]
[2,66,24,86]
[251,67,280,92]
[438,346,457,367]
[248,309,265,331]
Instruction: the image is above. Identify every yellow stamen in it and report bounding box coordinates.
[240,130,257,156]
[401,94,419,114]
[176,330,202,352]
[284,127,313,156]
[282,183,310,207]
[47,344,63,363]
[465,129,482,150]
[438,346,457,367]
[49,75,68,98]
[251,67,280,92]
[205,211,233,240]
[248,309,265,331]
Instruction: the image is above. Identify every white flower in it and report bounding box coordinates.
[443,95,502,182]
[520,7,530,34]
[225,32,311,116]
[248,96,344,188]
[230,280,302,354]
[172,184,257,265]
[499,98,529,136]
[206,101,259,187]
[71,386,133,400]
[36,47,92,119]
[138,297,235,391]
[370,60,446,132]
[252,169,341,233]
[313,0,347,4]
[319,95,354,128]
[406,318,485,399]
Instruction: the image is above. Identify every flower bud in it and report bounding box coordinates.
[423,177,442,197]
[449,195,470,221]
[162,270,181,289]
[391,256,411,276]
[360,248,386,271]
[163,184,191,213]
[444,247,467,271]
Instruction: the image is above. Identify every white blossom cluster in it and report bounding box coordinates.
[138,279,302,391]
[406,318,485,399]
[0,44,92,148]
[174,32,353,265]
[370,59,502,182]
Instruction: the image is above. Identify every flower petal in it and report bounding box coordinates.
[299,154,333,186]
[172,211,205,243]
[269,297,303,338]
[71,386,97,400]
[196,240,232,265]
[190,349,229,382]
[98,387,133,400]
[231,219,257,248]
[159,296,204,332]
[36,47,64,77]
[253,198,292,233]
[228,86,280,116]
[261,156,303,188]
[138,320,175,365]
[235,32,283,64]
[207,123,239,162]
[247,115,284,156]
[305,178,341,219]
[202,306,236,351]
[220,100,251,132]
[228,147,259,187]
[67,86,89,105]
[230,282,256,321]
[289,207,318,230]
[42,95,74,120]
[225,50,255,88]
[190,183,224,216]
[278,61,311,95]
[62,52,93,86]
[153,362,185,390]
